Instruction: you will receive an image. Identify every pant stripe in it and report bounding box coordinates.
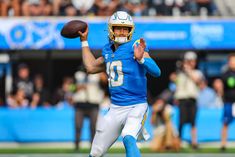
[136,106,148,137]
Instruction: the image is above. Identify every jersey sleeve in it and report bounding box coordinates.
[132,39,149,53]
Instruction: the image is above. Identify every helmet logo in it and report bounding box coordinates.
[113,13,117,20]
[127,15,132,22]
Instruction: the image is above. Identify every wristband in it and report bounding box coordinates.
[137,58,145,64]
[81,41,89,47]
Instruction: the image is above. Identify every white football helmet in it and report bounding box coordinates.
[108,11,135,44]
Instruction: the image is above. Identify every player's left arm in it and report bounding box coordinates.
[141,53,161,77]
[134,38,161,77]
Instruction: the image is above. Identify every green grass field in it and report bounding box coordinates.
[0,147,235,154]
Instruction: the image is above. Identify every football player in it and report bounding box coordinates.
[78,11,161,157]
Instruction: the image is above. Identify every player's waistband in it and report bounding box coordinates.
[111,102,148,107]
[111,98,147,106]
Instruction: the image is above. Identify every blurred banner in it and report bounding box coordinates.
[0,18,235,50]
[1,107,235,142]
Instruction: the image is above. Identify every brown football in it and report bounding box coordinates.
[61,20,87,38]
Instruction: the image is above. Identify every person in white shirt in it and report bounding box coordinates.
[174,51,203,149]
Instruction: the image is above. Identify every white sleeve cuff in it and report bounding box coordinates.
[137,58,145,64]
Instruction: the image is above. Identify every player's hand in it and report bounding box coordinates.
[134,38,146,61]
[78,27,88,41]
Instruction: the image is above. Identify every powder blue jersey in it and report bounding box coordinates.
[102,39,149,106]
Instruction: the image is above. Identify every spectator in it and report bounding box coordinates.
[174,51,204,149]
[150,98,180,151]
[195,0,215,16]
[161,72,177,105]
[12,63,33,101]
[0,0,21,16]
[212,78,224,108]
[30,92,40,108]
[40,0,53,16]
[22,0,52,16]
[7,88,29,108]
[73,68,104,151]
[214,0,235,16]
[52,76,75,106]
[71,0,95,16]
[220,53,235,151]
[93,0,120,16]
[121,0,148,16]
[197,77,217,108]
[30,74,51,108]
[185,0,198,16]
[172,0,187,16]
[52,0,77,16]
[163,0,174,15]
[147,0,164,16]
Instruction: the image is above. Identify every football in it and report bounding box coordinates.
[60,20,87,38]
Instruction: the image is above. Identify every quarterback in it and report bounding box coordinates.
[78,11,161,157]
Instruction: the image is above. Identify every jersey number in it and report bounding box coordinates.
[106,61,123,87]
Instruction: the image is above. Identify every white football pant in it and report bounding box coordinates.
[90,103,149,157]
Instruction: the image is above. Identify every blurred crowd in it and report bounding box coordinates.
[1,52,235,151]
[0,0,235,17]
[5,63,109,110]
[2,52,227,111]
